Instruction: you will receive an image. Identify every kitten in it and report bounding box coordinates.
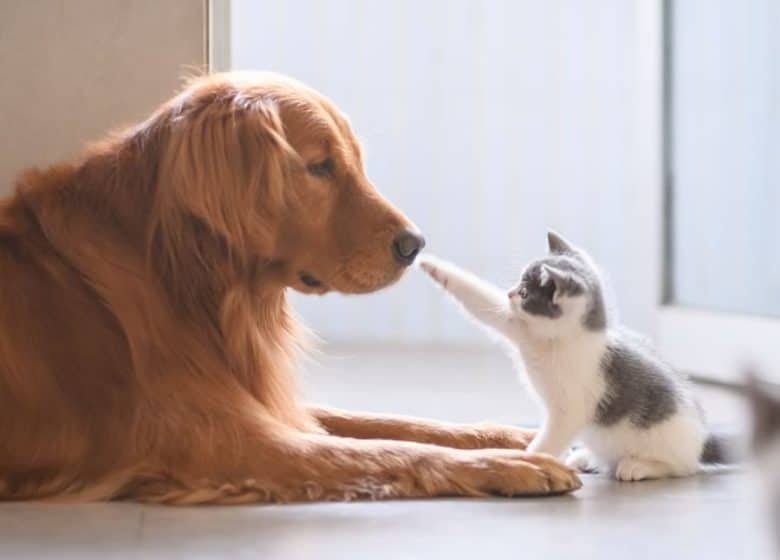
[419,231,726,481]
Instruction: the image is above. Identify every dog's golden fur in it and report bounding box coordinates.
[0,72,579,503]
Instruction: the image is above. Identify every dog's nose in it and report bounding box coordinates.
[392,230,426,266]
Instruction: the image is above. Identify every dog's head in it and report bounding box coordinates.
[152,72,423,295]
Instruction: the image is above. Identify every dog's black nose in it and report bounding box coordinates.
[392,230,426,266]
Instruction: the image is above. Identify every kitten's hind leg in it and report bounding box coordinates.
[615,457,697,482]
[566,447,600,474]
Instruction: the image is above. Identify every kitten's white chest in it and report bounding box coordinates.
[512,332,606,414]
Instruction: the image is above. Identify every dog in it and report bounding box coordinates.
[0,72,579,503]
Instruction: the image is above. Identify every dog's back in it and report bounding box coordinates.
[0,176,137,499]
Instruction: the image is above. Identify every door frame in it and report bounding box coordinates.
[208,0,231,72]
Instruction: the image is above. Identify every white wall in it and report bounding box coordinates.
[231,0,662,346]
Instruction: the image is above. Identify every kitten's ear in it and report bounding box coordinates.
[540,264,585,301]
[547,230,577,255]
[746,370,780,452]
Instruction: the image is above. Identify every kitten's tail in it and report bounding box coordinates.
[700,432,743,465]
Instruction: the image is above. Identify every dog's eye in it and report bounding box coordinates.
[306,158,334,178]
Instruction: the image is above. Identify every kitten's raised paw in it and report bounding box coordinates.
[418,255,449,287]
[566,448,599,473]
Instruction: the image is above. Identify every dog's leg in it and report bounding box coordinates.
[309,406,534,450]
[127,432,579,504]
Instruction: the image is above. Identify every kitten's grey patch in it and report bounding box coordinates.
[583,287,607,331]
[519,263,562,319]
[596,333,681,428]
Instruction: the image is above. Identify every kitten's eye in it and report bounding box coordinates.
[306,158,334,178]
[519,287,528,299]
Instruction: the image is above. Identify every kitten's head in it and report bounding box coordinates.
[508,231,607,335]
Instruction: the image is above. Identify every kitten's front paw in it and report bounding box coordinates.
[615,457,665,481]
[566,448,599,473]
[418,255,450,288]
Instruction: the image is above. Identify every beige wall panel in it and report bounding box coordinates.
[0,0,207,192]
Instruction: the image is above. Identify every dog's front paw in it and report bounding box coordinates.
[448,449,582,496]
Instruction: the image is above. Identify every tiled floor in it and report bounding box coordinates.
[0,346,773,559]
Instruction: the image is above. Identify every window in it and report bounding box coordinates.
[658,0,780,380]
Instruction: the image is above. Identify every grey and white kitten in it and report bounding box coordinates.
[420,231,725,481]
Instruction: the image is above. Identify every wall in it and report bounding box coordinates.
[230,0,662,346]
[0,0,207,194]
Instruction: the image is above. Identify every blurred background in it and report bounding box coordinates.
[232,0,663,347]
[1,0,777,379]
[233,0,779,381]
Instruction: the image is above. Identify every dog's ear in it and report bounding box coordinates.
[155,95,297,259]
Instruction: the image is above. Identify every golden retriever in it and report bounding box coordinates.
[0,72,579,503]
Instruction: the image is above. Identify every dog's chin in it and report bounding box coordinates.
[331,269,406,295]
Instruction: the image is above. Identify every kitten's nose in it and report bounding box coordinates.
[508,287,525,300]
[392,230,426,266]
